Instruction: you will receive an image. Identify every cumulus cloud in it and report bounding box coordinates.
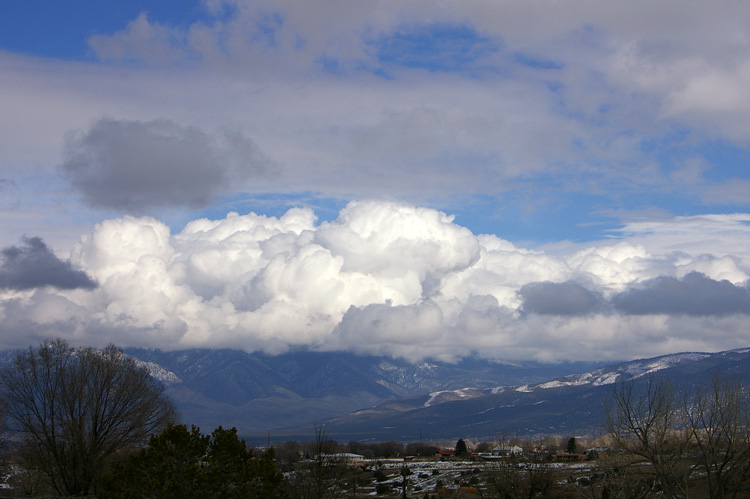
[61,118,275,211]
[0,237,97,291]
[316,202,480,295]
[332,301,449,362]
[613,271,750,316]
[2,202,750,362]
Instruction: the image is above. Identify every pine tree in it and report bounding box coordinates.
[99,424,290,498]
[455,439,468,456]
[566,437,577,454]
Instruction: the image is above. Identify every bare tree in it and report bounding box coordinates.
[484,460,563,498]
[606,378,693,497]
[686,373,750,498]
[0,339,177,497]
[309,424,337,499]
[286,424,348,499]
[0,391,9,493]
[575,450,659,499]
[0,392,4,439]
[483,460,523,499]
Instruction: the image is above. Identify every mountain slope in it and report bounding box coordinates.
[298,348,750,442]
[122,348,601,434]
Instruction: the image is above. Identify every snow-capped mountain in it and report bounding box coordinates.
[304,347,750,442]
[131,359,182,385]
[524,352,712,391]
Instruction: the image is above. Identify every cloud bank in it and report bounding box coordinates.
[612,272,750,317]
[1,201,748,362]
[519,281,605,316]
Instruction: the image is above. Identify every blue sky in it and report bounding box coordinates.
[1,1,750,362]
[0,1,201,59]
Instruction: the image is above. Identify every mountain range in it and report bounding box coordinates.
[123,346,750,444]
[308,349,750,443]
[4,345,749,444]
[122,348,602,440]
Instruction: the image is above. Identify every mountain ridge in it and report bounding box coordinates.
[120,347,604,434]
[294,347,750,442]
[4,345,749,442]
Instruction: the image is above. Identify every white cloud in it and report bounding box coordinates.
[614,214,750,279]
[2,201,750,362]
[316,201,480,283]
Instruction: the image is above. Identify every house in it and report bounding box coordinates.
[491,444,523,457]
[478,444,523,461]
[321,453,366,463]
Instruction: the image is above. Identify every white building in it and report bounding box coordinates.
[491,444,523,456]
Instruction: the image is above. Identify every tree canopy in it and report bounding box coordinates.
[0,339,177,496]
[99,424,289,498]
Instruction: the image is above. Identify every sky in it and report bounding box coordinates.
[1,0,750,363]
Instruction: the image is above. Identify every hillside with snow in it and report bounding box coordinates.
[300,347,750,442]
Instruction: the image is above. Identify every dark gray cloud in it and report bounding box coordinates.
[612,271,750,316]
[519,280,604,316]
[61,118,275,211]
[0,237,97,291]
